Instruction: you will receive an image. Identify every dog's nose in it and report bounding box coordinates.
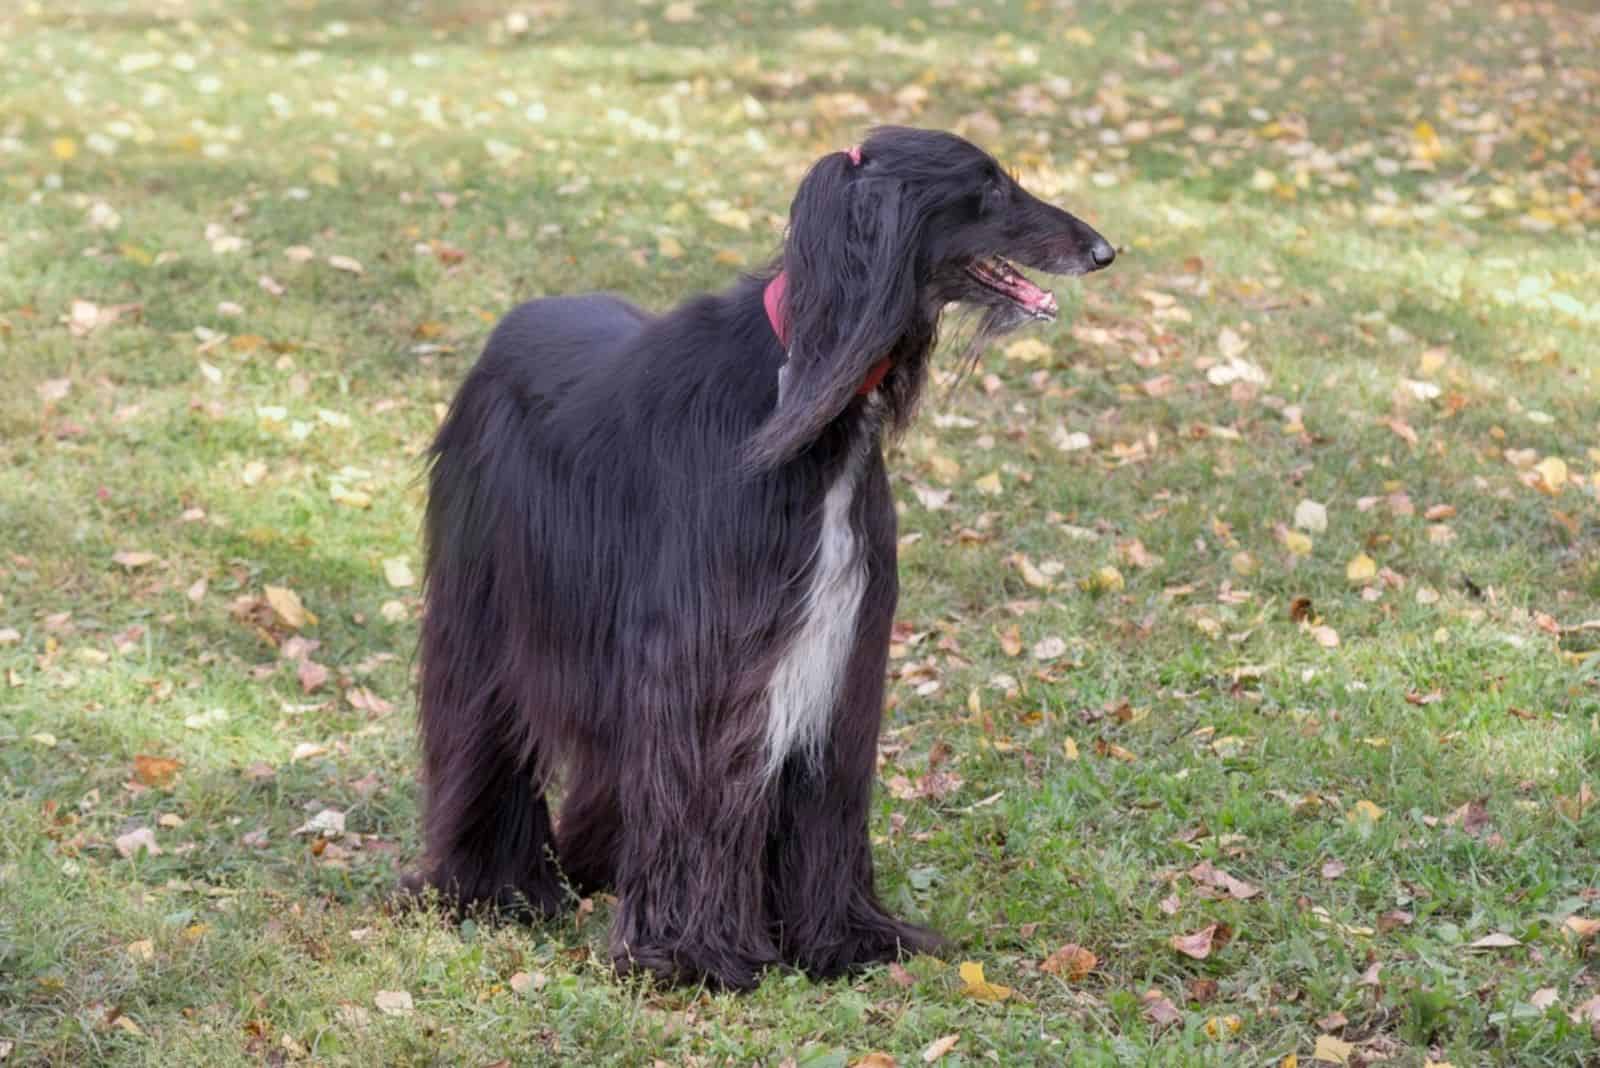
[1090,240,1116,269]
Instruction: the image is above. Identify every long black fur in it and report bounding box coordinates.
[410,127,1115,990]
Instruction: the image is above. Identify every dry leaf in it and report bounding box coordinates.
[957,961,1011,1001]
[1562,915,1600,941]
[382,557,416,588]
[921,1034,960,1063]
[1466,932,1521,950]
[1040,943,1096,980]
[1347,799,1385,823]
[853,1055,897,1068]
[126,939,156,962]
[327,254,365,275]
[1294,499,1328,533]
[1312,1034,1355,1064]
[1171,923,1222,959]
[373,990,414,1016]
[132,755,182,788]
[1203,1015,1242,1039]
[115,826,162,858]
[1345,553,1377,584]
[263,585,313,628]
[112,550,159,570]
[1531,987,1559,1011]
[1141,989,1183,1027]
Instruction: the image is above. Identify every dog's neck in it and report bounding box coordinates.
[764,272,892,397]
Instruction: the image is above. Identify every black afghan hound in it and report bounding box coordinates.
[411,127,1115,990]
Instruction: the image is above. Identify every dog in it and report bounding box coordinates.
[410,126,1115,990]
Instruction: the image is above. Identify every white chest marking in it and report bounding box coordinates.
[763,459,867,781]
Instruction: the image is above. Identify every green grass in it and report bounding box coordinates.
[3,0,1599,1064]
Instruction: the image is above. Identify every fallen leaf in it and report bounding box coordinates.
[132,755,182,788]
[263,585,313,628]
[382,557,416,588]
[115,826,162,858]
[1188,860,1260,900]
[957,961,1011,1001]
[1141,989,1183,1027]
[1345,553,1377,584]
[1040,943,1096,980]
[327,254,365,275]
[1562,915,1600,941]
[1203,1015,1242,1039]
[1171,923,1224,959]
[1534,456,1568,493]
[1466,932,1521,950]
[853,1055,897,1068]
[1294,499,1328,533]
[297,659,329,694]
[1320,859,1346,880]
[126,939,156,962]
[998,625,1022,657]
[1062,736,1080,761]
[1531,987,1559,1011]
[112,550,159,570]
[1312,1034,1355,1064]
[1032,636,1067,661]
[373,990,413,1016]
[1376,909,1413,932]
[921,1034,960,1063]
[1347,799,1385,823]
[293,808,346,837]
[37,377,72,404]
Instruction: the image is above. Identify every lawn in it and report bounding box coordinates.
[2,0,1598,1064]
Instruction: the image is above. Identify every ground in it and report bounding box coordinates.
[2,0,1599,1065]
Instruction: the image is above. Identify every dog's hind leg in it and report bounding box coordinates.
[767,460,944,980]
[407,708,567,921]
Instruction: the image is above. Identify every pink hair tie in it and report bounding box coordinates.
[846,145,862,165]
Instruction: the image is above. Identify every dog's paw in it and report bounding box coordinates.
[793,911,946,980]
[614,941,777,992]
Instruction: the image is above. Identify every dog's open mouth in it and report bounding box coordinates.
[965,257,1058,320]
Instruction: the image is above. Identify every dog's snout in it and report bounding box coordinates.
[1089,239,1116,269]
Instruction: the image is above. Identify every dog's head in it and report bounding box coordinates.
[748,126,1114,468]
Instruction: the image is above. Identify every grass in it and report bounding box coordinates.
[2,0,1598,1064]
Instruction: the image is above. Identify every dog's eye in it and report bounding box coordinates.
[978,177,1007,214]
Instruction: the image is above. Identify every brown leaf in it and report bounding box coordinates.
[1171,923,1226,959]
[1188,860,1260,900]
[1376,909,1413,932]
[1562,915,1600,941]
[346,686,395,716]
[1186,978,1218,1004]
[1444,799,1490,837]
[1039,943,1096,981]
[297,659,329,694]
[1289,596,1314,623]
[1141,989,1183,1028]
[132,755,183,788]
[887,961,914,987]
[114,826,162,858]
[854,1056,897,1068]
[112,550,159,570]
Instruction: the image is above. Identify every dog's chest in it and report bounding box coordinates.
[762,458,868,780]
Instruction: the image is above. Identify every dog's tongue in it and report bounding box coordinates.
[972,258,1058,317]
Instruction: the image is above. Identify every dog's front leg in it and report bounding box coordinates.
[607,647,780,990]
[767,458,945,979]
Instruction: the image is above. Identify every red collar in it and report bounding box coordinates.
[764,271,891,396]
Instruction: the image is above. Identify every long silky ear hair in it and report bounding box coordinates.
[743,149,924,470]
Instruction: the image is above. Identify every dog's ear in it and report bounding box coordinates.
[743,149,923,469]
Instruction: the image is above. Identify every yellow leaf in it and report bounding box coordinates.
[1062,26,1095,46]
[853,1055,897,1068]
[973,471,1003,496]
[1313,1033,1354,1064]
[1204,1014,1243,1039]
[263,585,315,629]
[1282,530,1313,556]
[382,557,416,589]
[1347,799,1384,823]
[1534,456,1568,493]
[925,452,961,484]
[1003,338,1051,363]
[998,625,1023,657]
[309,163,340,187]
[957,961,1012,1001]
[657,236,683,259]
[1345,553,1377,584]
[1081,566,1124,594]
[1282,1057,1299,1068]
[1062,736,1080,761]
[51,137,78,161]
[126,939,155,961]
